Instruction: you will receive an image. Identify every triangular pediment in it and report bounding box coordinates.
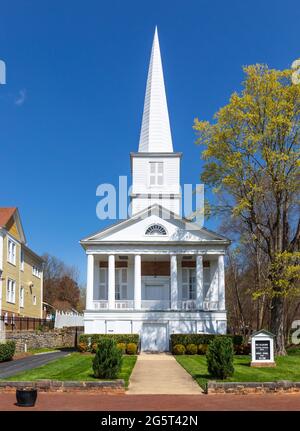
[81,204,230,245]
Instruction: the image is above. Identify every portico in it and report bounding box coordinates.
[85,250,225,312]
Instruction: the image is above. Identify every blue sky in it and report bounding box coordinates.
[0,0,299,284]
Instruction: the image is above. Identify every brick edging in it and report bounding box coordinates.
[0,379,125,394]
[207,381,300,394]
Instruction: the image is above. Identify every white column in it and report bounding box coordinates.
[170,254,178,309]
[86,254,94,310]
[196,255,204,309]
[218,255,225,310]
[134,255,141,309]
[108,254,115,309]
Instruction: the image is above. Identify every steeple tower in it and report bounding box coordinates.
[138,27,173,153]
[131,28,181,216]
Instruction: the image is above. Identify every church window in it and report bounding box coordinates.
[149,162,163,186]
[145,224,167,235]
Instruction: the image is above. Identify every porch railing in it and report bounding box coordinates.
[179,300,197,310]
[93,301,109,310]
[115,300,135,310]
[141,300,171,310]
[92,300,220,311]
[203,301,219,311]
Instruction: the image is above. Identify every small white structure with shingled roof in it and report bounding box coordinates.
[80,29,230,352]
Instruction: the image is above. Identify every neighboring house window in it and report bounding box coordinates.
[32,265,41,278]
[99,267,108,300]
[7,238,16,265]
[115,268,128,300]
[145,224,167,236]
[181,268,196,300]
[6,278,16,303]
[149,162,163,186]
[33,295,37,305]
[20,286,24,308]
[20,249,24,271]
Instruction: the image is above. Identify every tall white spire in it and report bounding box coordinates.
[138,27,173,153]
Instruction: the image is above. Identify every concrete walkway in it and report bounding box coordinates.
[127,353,203,395]
[0,351,69,379]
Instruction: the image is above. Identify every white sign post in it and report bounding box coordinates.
[250,329,276,367]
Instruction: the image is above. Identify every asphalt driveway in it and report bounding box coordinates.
[0,350,69,379]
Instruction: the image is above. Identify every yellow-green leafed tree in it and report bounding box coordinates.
[194,65,300,355]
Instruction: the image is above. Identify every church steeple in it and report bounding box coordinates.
[131,28,181,216]
[138,27,173,153]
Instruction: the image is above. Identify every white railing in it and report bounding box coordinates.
[92,299,219,311]
[203,301,219,311]
[115,300,135,309]
[141,300,171,310]
[93,301,109,310]
[180,300,197,310]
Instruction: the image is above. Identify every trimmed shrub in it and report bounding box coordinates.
[172,344,186,355]
[170,334,244,352]
[186,343,198,355]
[116,343,126,354]
[0,341,16,362]
[206,336,234,379]
[198,343,208,355]
[92,338,122,379]
[78,342,88,353]
[79,334,139,353]
[126,343,137,355]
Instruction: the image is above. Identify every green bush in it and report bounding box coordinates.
[0,341,16,362]
[126,343,137,355]
[170,334,244,351]
[186,343,198,355]
[172,344,186,355]
[198,343,208,355]
[206,336,234,379]
[92,338,122,379]
[116,343,126,354]
[79,334,139,353]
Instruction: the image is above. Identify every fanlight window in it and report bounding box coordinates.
[145,224,167,236]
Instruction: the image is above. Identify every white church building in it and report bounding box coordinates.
[80,29,230,352]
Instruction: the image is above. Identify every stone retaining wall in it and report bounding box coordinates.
[207,381,300,394]
[4,328,83,353]
[0,379,125,394]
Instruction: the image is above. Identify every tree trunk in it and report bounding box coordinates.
[270,295,286,355]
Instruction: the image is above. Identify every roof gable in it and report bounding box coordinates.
[0,207,26,243]
[81,204,230,245]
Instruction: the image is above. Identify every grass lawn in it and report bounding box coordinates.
[4,353,137,387]
[175,348,300,390]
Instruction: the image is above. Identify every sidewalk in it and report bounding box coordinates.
[127,353,203,395]
[1,392,300,411]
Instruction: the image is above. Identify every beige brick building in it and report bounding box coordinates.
[0,208,43,322]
